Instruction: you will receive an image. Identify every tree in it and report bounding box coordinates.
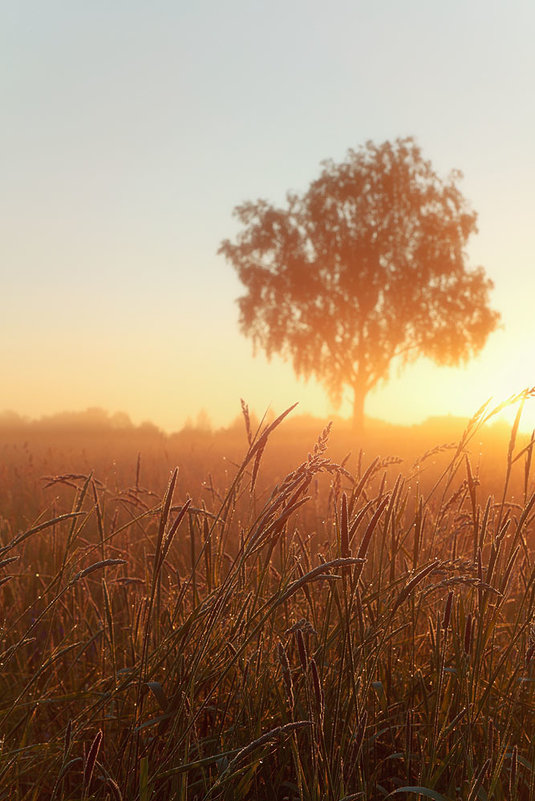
[219,138,500,431]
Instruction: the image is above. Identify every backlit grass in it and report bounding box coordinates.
[0,394,535,799]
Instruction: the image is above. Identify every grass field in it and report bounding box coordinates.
[1,394,535,800]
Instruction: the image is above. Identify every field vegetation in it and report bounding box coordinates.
[1,395,535,800]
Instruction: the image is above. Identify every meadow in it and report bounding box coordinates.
[0,395,535,800]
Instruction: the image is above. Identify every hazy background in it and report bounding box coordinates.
[3,0,534,432]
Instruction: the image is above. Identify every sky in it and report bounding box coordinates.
[2,0,535,433]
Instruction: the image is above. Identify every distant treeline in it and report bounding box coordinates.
[0,407,157,432]
[0,403,474,437]
[0,405,530,521]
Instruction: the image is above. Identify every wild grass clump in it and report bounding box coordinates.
[0,392,535,799]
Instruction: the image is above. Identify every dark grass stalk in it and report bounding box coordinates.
[497,394,526,535]
[523,429,535,504]
[127,468,180,781]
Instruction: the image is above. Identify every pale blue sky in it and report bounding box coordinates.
[2,1,535,430]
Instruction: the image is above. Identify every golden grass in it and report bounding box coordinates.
[0,395,534,798]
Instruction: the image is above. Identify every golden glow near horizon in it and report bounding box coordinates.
[2,2,535,435]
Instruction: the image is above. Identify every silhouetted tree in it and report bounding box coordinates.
[219,138,500,430]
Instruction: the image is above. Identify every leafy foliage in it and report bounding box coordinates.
[219,138,500,427]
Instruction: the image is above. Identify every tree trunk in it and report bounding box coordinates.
[352,382,366,433]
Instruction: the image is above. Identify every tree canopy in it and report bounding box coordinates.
[219,138,501,430]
